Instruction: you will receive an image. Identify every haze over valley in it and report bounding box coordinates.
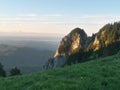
[0,35,61,74]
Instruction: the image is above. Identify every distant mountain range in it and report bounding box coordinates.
[44,22,120,69]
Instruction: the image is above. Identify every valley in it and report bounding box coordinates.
[0,36,60,74]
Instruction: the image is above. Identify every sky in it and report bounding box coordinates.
[0,0,120,36]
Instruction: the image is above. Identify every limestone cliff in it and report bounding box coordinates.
[43,28,88,69]
[54,28,87,57]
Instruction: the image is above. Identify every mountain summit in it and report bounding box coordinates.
[54,28,87,57]
[43,22,120,69]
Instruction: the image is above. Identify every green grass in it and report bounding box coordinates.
[0,53,120,90]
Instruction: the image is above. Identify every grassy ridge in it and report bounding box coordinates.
[0,53,120,90]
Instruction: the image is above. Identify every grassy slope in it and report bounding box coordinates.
[0,53,120,90]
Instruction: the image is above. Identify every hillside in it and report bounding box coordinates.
[0,52,120,90]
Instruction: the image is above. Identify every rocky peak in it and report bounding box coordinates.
[54,28,87,57]
[44,28,88,69]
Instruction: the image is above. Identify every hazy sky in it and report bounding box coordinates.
[0,0,120,36]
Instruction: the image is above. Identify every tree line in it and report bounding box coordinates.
[0,63,21,77]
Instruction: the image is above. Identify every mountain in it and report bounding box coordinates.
[54,28,88,57]
[87,22,120,51]
[0,52,120,90]
[43,28,87,69]
[0,45,54,74]
[44,22,120,69]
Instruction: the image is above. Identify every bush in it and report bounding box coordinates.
[10,66,21,76]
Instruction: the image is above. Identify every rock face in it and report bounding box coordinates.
[43,28,88,69]
[54,28,87,57]
[43,22,120,70]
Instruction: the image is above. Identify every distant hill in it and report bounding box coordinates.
[0,45,54,74]
[44,22,120,69]
[0,52,120,90]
